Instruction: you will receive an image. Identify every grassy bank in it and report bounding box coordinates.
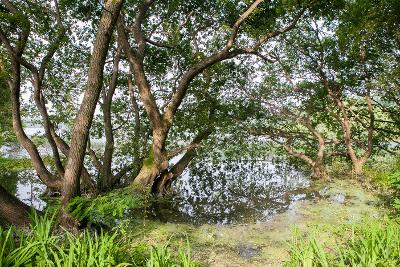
[285,217,400,267]
[0,212,198,267]
[1,156,400,266]
[285,156,400,267]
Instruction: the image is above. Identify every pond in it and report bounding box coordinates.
[0,169,47,210]
[1,143,319,225]
[151,157,319,224]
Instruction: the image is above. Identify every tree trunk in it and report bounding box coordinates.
[310,130,327,179]
[9,60,62,190]
[33,78,65,177]
[321,74,374,177]
[60,0,124,228]
[50,126,96,192]
[133,160,162,189]
[311,163,328,180]
[353,160,364,176]
[153,150,195,195]
[98,48,121,191]
[153,128,213,194]
[0,185,38,229]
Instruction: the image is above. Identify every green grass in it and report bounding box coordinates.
[0,212,198,267]
[145,236,197,267]
[285,155,400,267]
[285,218,400,267]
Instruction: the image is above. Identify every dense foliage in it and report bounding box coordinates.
[0,212,197,267]
[0,0,399,265]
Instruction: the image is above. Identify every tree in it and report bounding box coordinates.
[0,48,13,146]
[247,70,331,179]
[60,0,124,227]
[274,17,379,175]
[239,0,399,176]
[116,0,310,192]
[0,0,65,189]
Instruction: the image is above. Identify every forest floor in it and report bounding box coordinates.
[131,178,386,266]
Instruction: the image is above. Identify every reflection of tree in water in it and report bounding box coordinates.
[0,170,46,209]
[152,158,318,224]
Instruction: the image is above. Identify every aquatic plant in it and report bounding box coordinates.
[285,218,400,267]
[0,212,129,267]
[146,236,197,267]
[285,229,331,267]
[338,220,400,266]
[147,242,174,267]
[178,237,194,267]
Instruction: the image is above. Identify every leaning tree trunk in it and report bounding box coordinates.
[60,0,124,229]
[153,150,195,195]
[9,60,62,190]
[0,185,40,228]
[132,128,169,189]
[152,128,213,194]
[1,0,63,191]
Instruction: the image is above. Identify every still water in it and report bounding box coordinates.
[0,170,47,210]
[151,158,319,224]
[1,145,319,225]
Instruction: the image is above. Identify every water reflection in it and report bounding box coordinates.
[0,170,46,210]
[1,150,319,225]
[151,158,319,224]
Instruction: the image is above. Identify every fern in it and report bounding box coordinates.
[67,188,145,227]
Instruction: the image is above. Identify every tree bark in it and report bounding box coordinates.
[60,0,124,228]
[99,47,121,191]
[153,128,213,194]
[50,126,95,192]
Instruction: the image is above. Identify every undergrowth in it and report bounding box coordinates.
[286,156,400,267]
[67,187,145,228]
[0,212,198,267]
[285,218,400,267]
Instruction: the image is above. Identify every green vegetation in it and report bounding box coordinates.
[285,156,400,267]
[0,156,55,172]
[67,188,145,228]
[0,54,14,147]
[0,212,197,267]
[0,157,35,172]
[286,218,400,267]
[0,0,399,265]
